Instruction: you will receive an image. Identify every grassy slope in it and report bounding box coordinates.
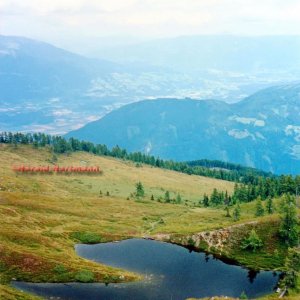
[0,144,298,299]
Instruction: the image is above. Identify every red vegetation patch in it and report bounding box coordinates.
[12,165,102,174]
[0,246,52,274]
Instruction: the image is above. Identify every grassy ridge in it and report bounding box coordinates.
[0,144,297,299]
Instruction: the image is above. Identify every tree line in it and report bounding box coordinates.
[201,174,300,208]
[1,131,300,202]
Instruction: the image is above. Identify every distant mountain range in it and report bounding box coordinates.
[0,35,122,134]
[0,35,120,102]
[92,35,300,74]
[1,35,300,134]
[67,84,300,175]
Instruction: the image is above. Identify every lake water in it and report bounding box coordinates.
[13,238,279,300]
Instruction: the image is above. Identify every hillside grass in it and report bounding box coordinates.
[0,144,298,299]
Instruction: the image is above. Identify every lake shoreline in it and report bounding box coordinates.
[11,238,281,300]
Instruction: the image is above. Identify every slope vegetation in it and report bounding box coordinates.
[0,144,235,296]
[0,145,296,299]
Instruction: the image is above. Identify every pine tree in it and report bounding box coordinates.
[225,205,231,217]
[266,197,274,214]
[135,182,145,198]
[233,203,241,221]
[224,190,229,206]
[176,193,182,204]
[282,248,300,289]
[279,194,299,246]
[202,194,209,207]
[210,188,221,206]
[255,197,265,217]
[150,194,154,201]
[164,191,170,203]
[239,184,249,202]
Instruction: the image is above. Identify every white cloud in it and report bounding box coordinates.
[1,0,300,50]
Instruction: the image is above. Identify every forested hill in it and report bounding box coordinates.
[187,159,273,178]
[66,84,300,175]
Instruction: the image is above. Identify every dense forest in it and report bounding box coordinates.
[187,159,273,178]
[1,131,300,205]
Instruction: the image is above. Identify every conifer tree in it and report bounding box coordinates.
[210,188,221,206]
[135,182,145,198]
[233,203,241,221]
[255,197,265,217]
[202,194,209,207]
[224,190,230,205]
[176,193,182,204]
[279,194,299,246]
[282,248,300,289]
[266,197,274,214]
[164,191,170,203]
[225,205,231,217]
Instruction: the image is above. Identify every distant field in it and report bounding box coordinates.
[0,144,296,299]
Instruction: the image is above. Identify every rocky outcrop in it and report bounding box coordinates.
[152,221,259,255]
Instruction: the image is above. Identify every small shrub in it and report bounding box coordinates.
[187,237,195,247]
[198,240,208,250]
[103,274,120,283]
[75,269,95,283]
[70,231,102,244]
[53,264,67,274]
[210,246,217,253]
[241,229,263,252]
[0,262,6,272]
[158,218,165,224]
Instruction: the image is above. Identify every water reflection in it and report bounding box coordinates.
[13,239,280,300]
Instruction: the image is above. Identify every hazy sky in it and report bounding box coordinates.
[1,0,300,50]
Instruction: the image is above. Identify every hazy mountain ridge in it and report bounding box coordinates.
[2,35,300,134]
[66,84,300,174]
[91,35,300,73]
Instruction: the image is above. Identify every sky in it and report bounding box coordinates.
[1,0,300,51]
